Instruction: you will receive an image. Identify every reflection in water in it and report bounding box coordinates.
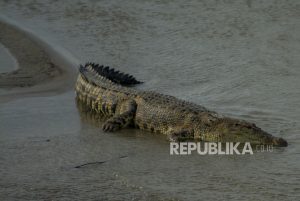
[75,97,108,128]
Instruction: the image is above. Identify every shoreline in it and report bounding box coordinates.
[0,17,78,103]
[0,42,18,73]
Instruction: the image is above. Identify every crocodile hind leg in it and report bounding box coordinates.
[167,129,194,142]
[102,100,137,132]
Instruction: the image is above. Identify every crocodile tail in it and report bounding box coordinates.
[79,62,143,86]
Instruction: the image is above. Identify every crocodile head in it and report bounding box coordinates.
[198,117,288,147]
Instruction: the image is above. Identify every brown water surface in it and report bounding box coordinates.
[0,0,299,200]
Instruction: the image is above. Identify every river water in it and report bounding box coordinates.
[0,0,299,200]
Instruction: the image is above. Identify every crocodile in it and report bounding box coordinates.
[75,63,288,147]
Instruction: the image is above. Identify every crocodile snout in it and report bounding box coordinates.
[272,137,288,147]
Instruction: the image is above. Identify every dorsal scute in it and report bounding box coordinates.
[80,62,142,86]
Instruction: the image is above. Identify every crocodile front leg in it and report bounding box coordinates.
[102,99,137,132]
[167,129,194,142]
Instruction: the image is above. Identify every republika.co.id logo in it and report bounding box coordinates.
[170,142,274,155]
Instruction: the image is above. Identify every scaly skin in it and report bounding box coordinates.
[75,63,288,147]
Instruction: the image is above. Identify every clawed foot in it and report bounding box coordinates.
[102,121,120,132]
[167,130,194,142]
[168,133,179,142]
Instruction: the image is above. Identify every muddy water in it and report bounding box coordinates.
[0,0,299,200]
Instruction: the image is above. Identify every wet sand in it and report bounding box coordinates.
[0,19,77,103]
[0,42,18,73]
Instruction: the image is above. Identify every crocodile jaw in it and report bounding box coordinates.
[197,118,288,147]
